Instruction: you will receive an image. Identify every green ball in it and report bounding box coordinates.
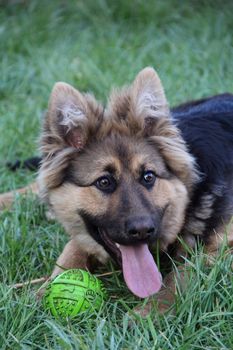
[43,269,107,318]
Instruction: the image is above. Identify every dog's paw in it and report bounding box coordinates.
[132,273,179,318]
[45,210,56,221]
[0,193,14,211]
[132,300,153,318]
[36,278,51,299]
[132,291,174,318]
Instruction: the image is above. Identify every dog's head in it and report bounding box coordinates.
[38,68,198,297]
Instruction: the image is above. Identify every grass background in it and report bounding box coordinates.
[0,0,233,349]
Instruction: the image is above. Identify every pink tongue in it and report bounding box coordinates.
[119,243,162,298]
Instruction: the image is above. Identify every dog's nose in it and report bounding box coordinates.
[126,217,156,241]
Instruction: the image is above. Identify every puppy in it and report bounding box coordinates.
[1,68,233,311]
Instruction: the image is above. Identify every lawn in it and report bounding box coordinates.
[0,0,233,349]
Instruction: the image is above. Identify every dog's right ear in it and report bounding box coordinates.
[41,82,103,155]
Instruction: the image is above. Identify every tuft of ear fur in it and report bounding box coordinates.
[130,67,169,124]
[50,82,88,149]
[41,82,103,156]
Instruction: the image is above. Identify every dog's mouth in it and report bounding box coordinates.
[98,228,122,265]
[98,228,162,298]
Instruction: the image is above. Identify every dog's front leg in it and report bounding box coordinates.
[51,238,91,279]
[0,181,39,210]
[38,238,92,297]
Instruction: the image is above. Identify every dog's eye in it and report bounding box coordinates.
[95,175,116,193]
[141,171,156,188]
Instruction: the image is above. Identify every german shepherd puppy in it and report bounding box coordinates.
[1,68,233,310]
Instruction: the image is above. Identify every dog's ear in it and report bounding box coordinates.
[105,67,170,136]
[130,67,169,134]
[42,82,103,154]
[130,68,199,188]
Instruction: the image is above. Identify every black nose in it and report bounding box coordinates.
[126,216,156,241]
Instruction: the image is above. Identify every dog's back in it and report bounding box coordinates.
[171,94,233,246]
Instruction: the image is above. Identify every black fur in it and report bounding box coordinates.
[172,93,233,241]
[7,156,41,171]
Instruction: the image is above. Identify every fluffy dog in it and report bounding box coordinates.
[1,68,233,310]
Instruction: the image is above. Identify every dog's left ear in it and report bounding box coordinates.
[130,67,170,134]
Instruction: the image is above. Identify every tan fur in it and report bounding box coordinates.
[151,177,189,249]
[48,183,109,263]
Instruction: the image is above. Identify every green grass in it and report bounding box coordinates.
[0,0,233,348]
